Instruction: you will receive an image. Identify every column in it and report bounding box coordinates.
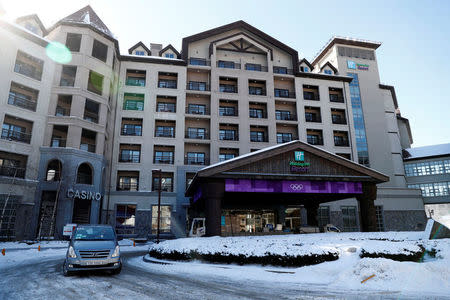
[357,183,377,232]
[305,202,319,226]
[204,180,224,236]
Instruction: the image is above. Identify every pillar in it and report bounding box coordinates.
[305,202,319,226]
[203,180,224,236]
[357,183,377,232]
[276,205,286,228]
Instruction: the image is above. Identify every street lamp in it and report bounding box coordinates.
[152,169,162,244]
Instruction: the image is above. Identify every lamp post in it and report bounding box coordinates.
[152,169,162,244]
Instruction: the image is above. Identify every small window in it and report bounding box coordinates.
[60,66,77,87]
[92,39,108,62]
[324,69,333,75]
[165,53,174,58]
[87,71,104,95]
[135,50,145,56]
[66,33,82,52]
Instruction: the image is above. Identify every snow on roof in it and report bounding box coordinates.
[0,18,52,45]
[404,143,450,160]
[121,54,184,61]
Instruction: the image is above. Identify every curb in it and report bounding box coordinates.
[142,254,173,265]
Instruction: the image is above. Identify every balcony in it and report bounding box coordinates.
[219,84,238,93]
[155,127,175,138]
[277,133,297,144]
[219,106,238,117]
[245,63,268,72]
[0,166,25,178]
[116,181,139,191]
[305,113,322,123]
[158,80,177,89]
[274,89,296,99]
[217,60,240,69]
[121,121,142,136]
[307,135,323,146]
[332,115,347,125]
[51,138,66,148]
[1,128,31,144]
[330,94,344,103]
[55,106,70,117]
[154,154,174,164]
[126,69,146,87]
[8,94,37,111]
[249,109,267,119]
[303,85,320,101]
[250,133,268,143]
[276,111,297,121]
[80,143,96,153]
[187,81,210,91]
[119,153,141,163]
[184,156,209,165]
[249,86,266,96]
[185,130,209,140]
[83,110,99,124]
[186,105,209,115]
[14,51,43,81]
[334,139,350,147]
[273,66,293,75]
[219,131,238,141]
[189,57,210,66]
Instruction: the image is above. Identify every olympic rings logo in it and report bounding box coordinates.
[289,184,304,191]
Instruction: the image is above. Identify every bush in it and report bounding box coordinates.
[360,245,426,262]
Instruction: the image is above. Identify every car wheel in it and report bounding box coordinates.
[62,260,72,277]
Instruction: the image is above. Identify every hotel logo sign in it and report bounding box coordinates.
[290,151,310,173]
[347,60,369,71]
[357,63,369,71]
[294,151,304,161]
[347,60,356,69]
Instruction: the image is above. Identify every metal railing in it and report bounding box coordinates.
[153,155,174,164]
[156,103,176,113]
[55,106,70,116]
[50,138,66,147]
[274,89,296,98]
[83,111,99,123]
[158,80,177,89]
[219,84,238,93]
[249,110,267,118]
[0,166,25,178]
[1,128,31,144]
[189,57,211,66]
[155,128,175,138]
[273,66,293,75]
[121,126,142,136]
[276,112,297,121]
[219,132,239,141]
[219,107,238,117]
[80,143,96,153]
[330,94,345,103]
[187,82,210,91]
[116,182,139,191]
[184,157,209,165]
[245,64,268,72]
[334,139,350,147]
[249,87,266,96]
[305,114,322,122]
[14,62,42,81]
[217,61,240,69]
[250,134,268,143]
[307,136,324,145]
[303,92,320,101]
[8,94,37,111]
[277,135,297,144]
[185,130,209,139]
[186,106,209,115]
[332,116,347,124]
[119,153,141,163]
[126,77,146,87]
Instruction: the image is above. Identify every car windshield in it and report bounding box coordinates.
[74,227,115,241]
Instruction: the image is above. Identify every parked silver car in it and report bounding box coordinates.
[63,225,122,276]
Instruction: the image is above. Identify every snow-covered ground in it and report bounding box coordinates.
[141,232,450,297]
[0,239,150,270]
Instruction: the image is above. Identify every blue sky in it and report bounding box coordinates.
[2,0,449,147]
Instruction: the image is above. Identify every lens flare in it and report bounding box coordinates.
[46,42,71,64]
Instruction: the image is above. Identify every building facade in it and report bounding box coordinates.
[0,6,426,240]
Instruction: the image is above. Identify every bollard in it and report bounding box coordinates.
[1,248,5,256]
[38,245,41,252]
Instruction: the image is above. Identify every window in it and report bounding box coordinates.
[115,204,136,235]
[0,152,27,178]
[121,119,142,136]
[249,108,264,118]
[218,60,236,69]
[154,151,174,164]
[152,174,173,192]
[157,102,176,113]
[219,106,236,116]
[8,82,38,112]
[83,99,99,123]
[0,194,18,239]
[250,131,266,142]
[375,206,384,231]
[55,95,72,116]
[76,163,92,185]
[187,104,206,115]
[92,39,108,62]
[341,206,358,232]
[317,206,330,227]
[300,66,309,72]
[14,50,43,81]
[46,160,62,181]
[65,33,82,52]
[135,50,145,56]
[126,69,146,86]
[1,117,32,144]
[245,63,262,71]
[324,69,333,75]
[186,128,206,139]
[219,129,237,141]
[117,172,139,191]
[60,66,77,87]
[87,71,104,95]
[186,152,205,165]
[152,205,171,233]
[123,93,144,111]
[155,126,175,138]
[119,149,141,163]
[276,110,293,121]
[277,133,292,144]
[219,153,236,162]
[165,53,174,58]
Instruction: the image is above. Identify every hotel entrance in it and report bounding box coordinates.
[221,210,275,235]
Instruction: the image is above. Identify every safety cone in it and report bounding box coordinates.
[1,248,5,256]
[38,245,41,252]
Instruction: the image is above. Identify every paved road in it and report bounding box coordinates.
[0,251,419,300]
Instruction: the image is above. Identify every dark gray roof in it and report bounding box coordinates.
[404,143,450,160]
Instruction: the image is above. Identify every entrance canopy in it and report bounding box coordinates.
[186,140,389,235]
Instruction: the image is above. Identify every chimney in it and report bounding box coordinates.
[150,43,163,56]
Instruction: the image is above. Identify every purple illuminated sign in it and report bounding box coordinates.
[225,179,362,194]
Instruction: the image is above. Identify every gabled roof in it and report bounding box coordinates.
[47,5,114,39]
[159,44,180,58]
[15,14,47,35]
[186,140,389,196]
[181,20,299,73]
[128,41,151,55]
[320,61,338,74]
[299,58,314,71]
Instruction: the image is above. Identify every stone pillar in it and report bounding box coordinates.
[276,205,286,228]
[305,202,319,226]
[357,183,378,232]
[204,180,224,236]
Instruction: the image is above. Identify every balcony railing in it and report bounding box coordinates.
[277,135,297,144]
[250,134,268,143]
[307,136,324,145]
[1,129,31,144]
[155,128,175,138]
[8,94,37,111]
[249,110,267,118]
[273,66,293,75]
[249,87,266,96]
[334,139,350,147]
[219,132,238,141]
[0,166,25,178]
[185,131,209,139]
[274,89,296,98]
[245,64,268,72]
[305,114,322,122]
[184,157,209,165]
[126,77,146,86]
[332,116,347,124]
[330,94,344,103]
[116,182,139,191]
[121,126,142,136]
[187,82,210,91]
[189,57,211,66]
[119,153,141,163]
[80,143,96,153]
[219,84,238,93]
[217,61,240,69]
[219,107,238,117]
[276,112,297,121]
[158,80,177,89]
[153,155,174,164]
[83,111,99,123]
[186,106,209,115]
[51,138,66,147]
[55,106,70,116]
[304,91,320,101]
